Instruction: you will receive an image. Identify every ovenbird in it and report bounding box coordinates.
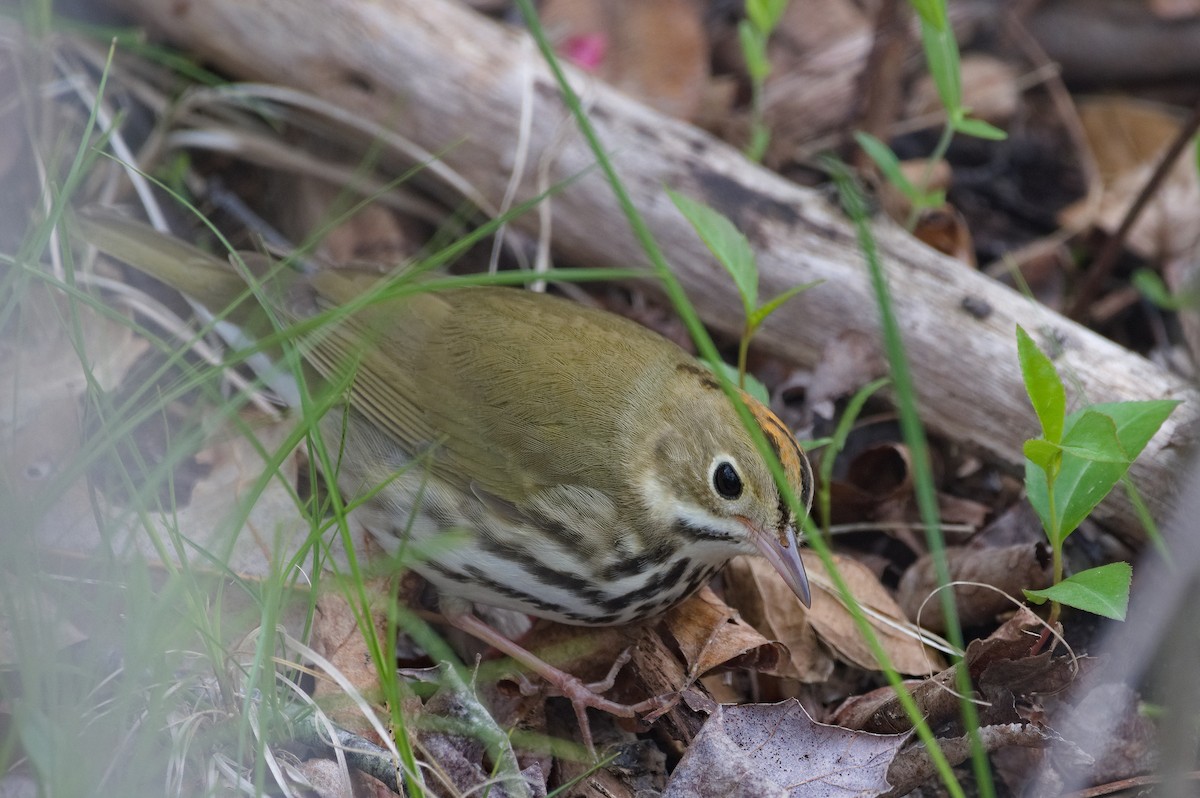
[78,209,813,744]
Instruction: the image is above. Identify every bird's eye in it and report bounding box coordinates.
[713,461,743,500]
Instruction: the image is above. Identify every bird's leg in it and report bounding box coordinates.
[442,609,670,755]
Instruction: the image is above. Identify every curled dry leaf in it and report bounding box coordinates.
[663,585,786,677]
[897,543,1053,633]
[727,553,945,680]
[913,205,976,267]
[724,555,833,683]
[885,722,1088,798]
[663,699,908,798]
[835,606,1075,734]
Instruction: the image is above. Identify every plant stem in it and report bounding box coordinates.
[1047,481,1063,626]
[903,121,954,231]
[737,323,752,389]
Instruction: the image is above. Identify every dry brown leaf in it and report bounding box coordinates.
[804,553,945,676]
[1061,97,1200,262]
[913,206,976,267]
[897,543,1053,633]
[833,665,967,735]
[834,606,1071,734]
[311,589,388,736]
[663,586,786,677]
[729,552,944,679]
[724,556,834,683]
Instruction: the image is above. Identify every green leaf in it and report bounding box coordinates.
[1086,400,1180,460]
[821,377,890,484]
[1132,269,1177,309]
[953,116,1007,141]
[668,190,759,316]
[1046,412,1128,544]
[908,0,948,29]
[1023,438,1061,475]
[1016,326,1065,443]
[743,371,770,404]
[746,0,788,34]
[747,280,821,328]
[1024,458,1053,539]
[855,131,942,212]
[1027,401,1176,547]
[747,122,770,163]
[1023,562,1132,620]
[713,360,770,404]
[918,16,962,113]
[1060,410,1130,464]
[738,21,770,83]
[800,435,835,452]
[854,132,919,201]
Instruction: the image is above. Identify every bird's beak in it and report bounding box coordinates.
[749,522,811,608]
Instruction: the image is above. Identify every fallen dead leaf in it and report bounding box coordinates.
[663,699,908,798]
[663,585,787,677]
[834,607,1074,734]
[729,553,945,679]
[1062,97,1200,262]
[724,556,834,683]
[913,205,976,267]
[807,552,947,676]
[897,543,1053,632]
[311,587,391,737]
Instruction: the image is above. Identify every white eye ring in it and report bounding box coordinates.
[710,455,743,501]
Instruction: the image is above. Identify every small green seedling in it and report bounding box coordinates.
[1132,269,1200,311]
[1016,325,1179,622]
[854,131,946,221]
[857,0,1007,230]
[668,189,819,404]
[809,377,890,542]
[739,0,789,162]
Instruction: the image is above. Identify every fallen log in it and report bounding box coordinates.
[108,0,1195,544]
